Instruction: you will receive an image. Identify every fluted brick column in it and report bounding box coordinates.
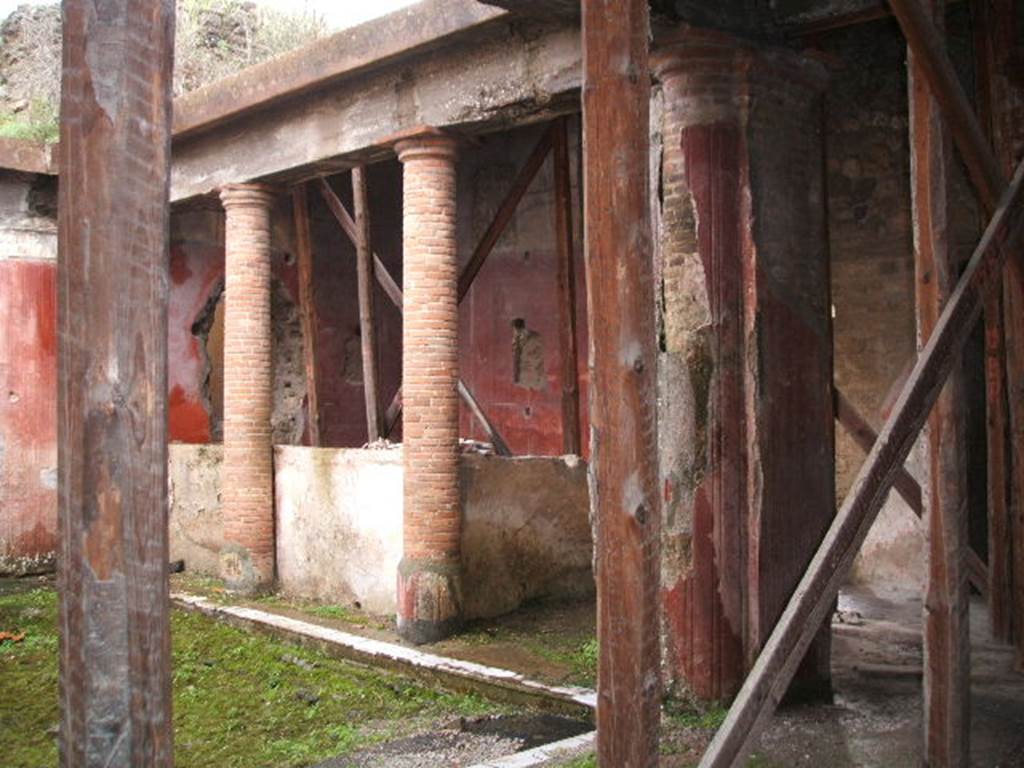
[393,129,462,643]
[219,183,276,593]
[653,30,834,703]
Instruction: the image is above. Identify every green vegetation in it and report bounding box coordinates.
[561,755,597,768]
[0,586,499,768]
[0,100,58,144]
[452,604,598,688]
[665,703,729,731]
[171,573,391,631]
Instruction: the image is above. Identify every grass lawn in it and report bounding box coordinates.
[0,583,500,768]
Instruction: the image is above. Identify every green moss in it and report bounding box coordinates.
[457,622,598,688]
[1,587,500,768]
[666,704,729,731]
[561,755,597,768]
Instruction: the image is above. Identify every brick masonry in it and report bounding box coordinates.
[394,130,464,643]
[219,183,277,592]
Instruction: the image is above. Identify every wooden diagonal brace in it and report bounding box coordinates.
[833,386,988,597]
[317,177,511,455]
[700,158,1024,768]
[457,125,555,302]
[888,0,1005,210]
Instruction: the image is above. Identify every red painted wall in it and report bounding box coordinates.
[167,203,302,444]
[306,124,589,456]
[457,123,590,457]
[0,259,58,563]
[168,241,224,443]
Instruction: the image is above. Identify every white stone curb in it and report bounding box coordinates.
[467,730,596,767]
[172,592,598,712]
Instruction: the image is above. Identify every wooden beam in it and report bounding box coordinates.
[699,158,1024,768]
[457,125,554,302]
[57,1,175,765]
[352,167,383,442]
[888,0,1004,211]
[291,183,322,446]
[582,1,662,765]
[317,177,404,310]
[457,380,512,456]
[973,0,1014,642]
[317,186,512,453]
[890,0,1024,672]
[834,387,989,597]
[552,116,581,456]
[908,4,971,759]
[834,388,924,514]
[383,389,403,439]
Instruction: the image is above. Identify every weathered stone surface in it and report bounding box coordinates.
[460,453,593,618]
[169,15,580,201]
[251,446,591,619]
[168,443,223,576]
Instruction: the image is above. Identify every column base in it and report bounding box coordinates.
[219,543,273,595]
[396,558,463,644]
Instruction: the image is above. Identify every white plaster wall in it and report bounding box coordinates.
[274,446,404,615]
[169,445,594,618]
[168,443,224,575]
[848,441,927,596]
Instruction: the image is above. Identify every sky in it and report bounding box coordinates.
[0,0,422,30]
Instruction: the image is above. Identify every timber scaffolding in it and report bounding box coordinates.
[52,0,1023,767]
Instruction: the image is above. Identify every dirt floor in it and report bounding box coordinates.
[545,587,1024,767]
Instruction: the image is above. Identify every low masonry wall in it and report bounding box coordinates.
[168,444,594,619]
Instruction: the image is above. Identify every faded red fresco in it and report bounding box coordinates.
[168,242,224,443]
[0,259,58,562]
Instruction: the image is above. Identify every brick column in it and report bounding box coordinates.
[393,129,462,643]
[652,30,834,703]
[219,183,276,593]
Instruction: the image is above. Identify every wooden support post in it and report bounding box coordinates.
[582,1,661,765]
[973,0,1015,644]
[352,167,383,442]
[908,4,971,759]
[317,177,404,309]
[889,0,1024,671]
[553,116,582,456]
[57,1,175,765]
[291,183,322,446]
[318,177,512,453]
[699,158,1024,768]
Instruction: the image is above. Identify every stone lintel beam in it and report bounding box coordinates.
[169,18,581,203]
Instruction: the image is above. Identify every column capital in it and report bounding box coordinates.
[388,125,460,164]
[650,27,825,93]
[219,182,278,210]
[650,27,751,84]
